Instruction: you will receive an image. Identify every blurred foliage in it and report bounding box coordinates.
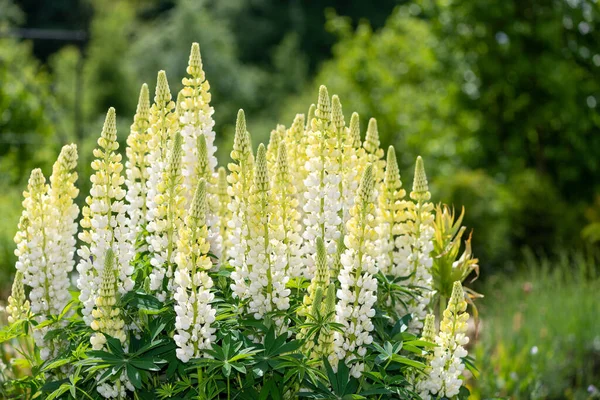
[471,250,600,399]
[289,1,600,269]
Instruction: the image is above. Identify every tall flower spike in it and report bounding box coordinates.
[284,114,308,214]
[90,248,126,350]
[181,42,218,205]
[48,143,79,306]
[229,109,256,302]
[174,179,217,362]
[6,271,29,324]
[332,95,360,229]
[418,282,469,399]
[244,144,290,324]
[126,84,151,242]
[194,132,221,258]
[402,156,435,332]
[217,167,231,261]
[146,70,177,226]
[301,237,330,316]
[302,86,343,278]
[147,131,185,301]
[375,146,409,278]
[333,165,378,378]
[272,142,303,280]
[77,108,134,328]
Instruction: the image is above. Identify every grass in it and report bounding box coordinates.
[470,250,600,399]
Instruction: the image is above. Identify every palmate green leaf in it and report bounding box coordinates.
[126,363,143,389]
[0,318,28,343]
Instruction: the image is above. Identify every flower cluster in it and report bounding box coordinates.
[375,146,410,277]
[403,156,436,332]
[77,109,134,326]
[6,44,478,399]
[13,144,79,358]
[418,282,470,399]
[229,110,255,301]
[302,86,343,278]
[333,165,379,377]
[90,249,126,350]
[272,143,304,280]
[6,271,29,324]
[125,83,151,241]
[174,179,217,362]
[179,43,220,257]
[244,145,291,322]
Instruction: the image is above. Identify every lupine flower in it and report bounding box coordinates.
[283,114,308,214]
[272,143,303,280]
[47,144,79,311]
[90,249,126,350]
[146,70,178,228]
[245,144,291,322]
[14,169,50,315]
[180,43,218,202]
[314,283,337,361]
[333,165,378,378]
[418,282,470,399]
[217,167,232,261]
[229,110,255,301]
[6,271,29,324]
[267,124,285,172]
[332,96,360,229]
[195,133,221,258]
[375,146,410,277]
[421,314,436,344]
[90,251,133,399]
[147,132,185,301]
[401,156,435,332]
[174,179,217,362]
[14,146,79,358]
[301,237,330,316]
[302,86,343,278]
[125,84,151,240]
[77,109,134,327]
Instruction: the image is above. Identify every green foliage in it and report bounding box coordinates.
[471,250,600,399]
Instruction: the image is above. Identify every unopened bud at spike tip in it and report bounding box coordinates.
[136,83,150,119]
[315,86,331,122]
[155,70,172,105]
[411,156,430,200]
[331,95,345,130]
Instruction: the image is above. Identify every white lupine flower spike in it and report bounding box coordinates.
[333,164,378,378]
[402,156,435,332]
[77,108,134,328]
[302,86,343,278]
[125,83,151,241]
[174,179,217,362]
[147,131,185,301]
[418,282,470,399]
[229,109,255,302]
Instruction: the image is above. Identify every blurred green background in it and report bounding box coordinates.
[0,0,599,398]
